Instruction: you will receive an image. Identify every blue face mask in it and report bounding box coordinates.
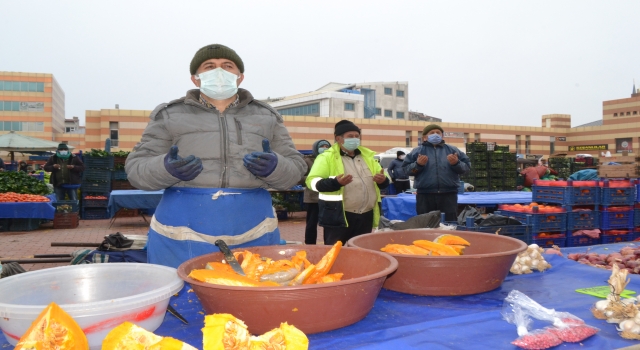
[343,138,360,151]
[197,68,239,100]
[318,147,328,154]
[427,134,442,145]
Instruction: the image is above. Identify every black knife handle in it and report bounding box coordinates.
[215,240,238,263]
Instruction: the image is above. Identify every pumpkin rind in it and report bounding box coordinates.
[433,234,470,246]
[15,302,88,350]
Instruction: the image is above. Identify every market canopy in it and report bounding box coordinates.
[0,131,74,152]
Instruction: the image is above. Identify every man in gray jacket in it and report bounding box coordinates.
[126,44,307,268]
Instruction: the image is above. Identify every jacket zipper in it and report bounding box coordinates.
[433,144,441,193]
[354,157,369,213]
[234,118,243,145]
[219,111,228,188]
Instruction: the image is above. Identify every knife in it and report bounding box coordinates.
[166,304,188,324]
[215,239,246,276]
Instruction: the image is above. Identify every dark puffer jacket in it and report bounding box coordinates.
[43,154,85,187]
[402,141,470,194]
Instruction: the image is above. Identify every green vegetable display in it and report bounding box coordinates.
[85,149,111,157]
[111,151,130,157]
[0,171,50,195]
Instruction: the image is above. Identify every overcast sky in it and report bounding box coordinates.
[4,1,639,127]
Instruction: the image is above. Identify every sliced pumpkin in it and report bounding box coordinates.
[448,245,467,254]
[203,314,251,350]
[189,269,279,287]
[289,264,316,286]
[101,321,196,350]
[433,234,470,246]
[206,262,235,273]
[15,302,88,350]
[303,242,342,285]
[320,273,344,283]
[381,244,431,255]
[413,240,460,256]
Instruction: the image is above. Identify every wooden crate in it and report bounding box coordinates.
[598,164,637,178]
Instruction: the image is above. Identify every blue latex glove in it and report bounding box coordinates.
[243,139,278,177]
[163,145,203,181]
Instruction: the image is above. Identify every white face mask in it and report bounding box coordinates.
[399,155,405,160]
[196,68,239,100]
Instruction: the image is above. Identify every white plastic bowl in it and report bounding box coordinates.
[0,263,183,349]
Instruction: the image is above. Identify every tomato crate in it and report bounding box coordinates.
[456,223,530,244]
[83,155,114,170]
[566,233,601,247]
[112,169,128,181]
[531,234,566,248]
[9,218,41,231]
[81,181,111,193]
[82,194,109,208]
[53,212,79,229]
[600,206,634,230]
[532,185,599,205]
[566,209,599,230]
[498,210,566,232]
[81,208,109,220]
[601,231,634,244]
[112,180,136,190]
[82,169,112,182]
[600,187,635,206]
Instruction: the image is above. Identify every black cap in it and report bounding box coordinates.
[334,120,361,136]
[397,151,405,157]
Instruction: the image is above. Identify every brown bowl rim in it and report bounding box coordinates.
[347,230,528,259]
[176,245,399,291]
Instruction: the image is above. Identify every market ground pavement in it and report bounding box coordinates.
[0,211,315,272]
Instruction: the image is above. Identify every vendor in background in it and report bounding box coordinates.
[301,140,331,245]
[44,144,85,201]
[0,157,4,171]
[387,150,410,194]
[126,44,306,268]
[306,120,389,245]
[402,124,470,221]
[18,161,28,172]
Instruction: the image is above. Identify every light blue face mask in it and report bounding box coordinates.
[343,138,360,151]
[318,147,328,154]
[197,68,239,100]
[427,134,442,145]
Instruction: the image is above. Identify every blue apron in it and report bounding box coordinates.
[147,187,280,268]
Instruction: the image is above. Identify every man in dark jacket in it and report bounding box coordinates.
[301,139,331,244]
[44,144,85,201]
[387,150,410,194]
[402,124,470,221]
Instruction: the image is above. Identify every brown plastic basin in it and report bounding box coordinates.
[347,229,527,296]
[176,245,398,335]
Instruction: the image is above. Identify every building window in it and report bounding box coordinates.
[384,109,392,117]
[406,131,412,147]
[396,90,405,97]
[110,122,119,147]
[375,108,381,116]
[396,112,405,119]
[65,127,75,132]
[627,112,631,116]
[525,135,531,154]
[0,81,44,92]
[0,101,44,112]
[614,113,618,116]
[384,87,392,95]
[344,103,355,111]
[634,111,638,115]
[277,103,320,116]
[0,121,43,132]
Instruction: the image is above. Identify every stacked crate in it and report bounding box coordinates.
[548,157,571,180]
[111,155,136,190]
[52,200,80,229]
[599,179,636,243]
[81,155,113,220]
[489,148,518,191]
[462,142,489,192]
[532,180,600,247]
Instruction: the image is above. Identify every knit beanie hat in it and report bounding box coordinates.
[57,143,69,150]
[334,120,361,136]
[422,124,444,135]
[397,151,405,157]
[312,139,331,157]
[190,44,245,75]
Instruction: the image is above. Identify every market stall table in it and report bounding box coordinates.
[0,194,56,220]
[107,190,164,227]
[382,191,533,221]
[2,252,636,349]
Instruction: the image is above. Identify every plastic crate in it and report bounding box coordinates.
[489,169,504,178]
[531,234,566,248]
[112,169,128,180]
[52,200,79,213]
[532,185,599,206]
[457,224,530,244]
[635,208,640,227]
[601,231,634,244]
[82,169,112,182]
[637,183,640,202]
[53,212,79,229]
[600,207,634,230]
[0,219,9,232]
[566,233,601,247]
[81,208,109,220]
[600,187,635,206]
[468,162,488,170]
[83,155,114,169]
[28,173,45,181]
[494,145,509,152]
[9,218,41,231]
[498,210,567,232]
[81,181,111,193]
[115,208,139,218]
[466,142,488,152]
[566,209,599,230]
[83,194,109,208]
[111,180,137,190]
[469,170,488,178]
[113,156,127,167]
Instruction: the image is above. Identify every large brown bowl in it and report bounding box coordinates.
[177,245,398,335]
[347,229,527,296]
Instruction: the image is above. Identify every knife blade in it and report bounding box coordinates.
[215,239,246,276]
[166,304,188,324]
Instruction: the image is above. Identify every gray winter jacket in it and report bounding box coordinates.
[125,88,307,191]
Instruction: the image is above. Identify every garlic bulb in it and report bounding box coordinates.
[595,300,610,311]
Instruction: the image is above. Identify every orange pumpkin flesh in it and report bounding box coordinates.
[381,244,431,255]
[15,302,88,350]
[303,242,342,285]
[102,321,196,350]
[413,240,460,256]
[433,234,470,246]
[189,269,279,287]
[379,235,471,256]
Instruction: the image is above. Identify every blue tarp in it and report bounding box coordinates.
[2,253,640,348]
[107,190,164,217]
[382,192,533,221]
[0,194,56,219]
